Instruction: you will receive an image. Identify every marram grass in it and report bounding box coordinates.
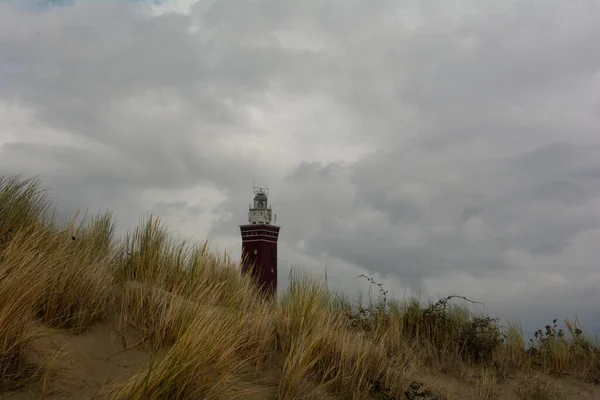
[0,174,599,399]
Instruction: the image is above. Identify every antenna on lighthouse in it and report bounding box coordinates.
[252,182,269,197]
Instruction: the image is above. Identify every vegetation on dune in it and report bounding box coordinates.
[0,174,599,399]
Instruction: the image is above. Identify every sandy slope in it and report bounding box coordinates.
[2,321,290,400]
[1,320,598,399]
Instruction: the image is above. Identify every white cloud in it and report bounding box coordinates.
[2,0,600,336]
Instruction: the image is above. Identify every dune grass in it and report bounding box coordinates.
[0,174,599,399]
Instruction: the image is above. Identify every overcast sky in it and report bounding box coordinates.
[1,0,600,337]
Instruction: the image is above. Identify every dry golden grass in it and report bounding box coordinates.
[0,228,48,391]
[515,372,566,400]
[1,174,599,400]
[475,367,498,399]
[104,306,274,400]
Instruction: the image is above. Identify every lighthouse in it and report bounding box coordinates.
[240,185,280,297]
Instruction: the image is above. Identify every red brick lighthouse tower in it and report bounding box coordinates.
[240,185,280,297]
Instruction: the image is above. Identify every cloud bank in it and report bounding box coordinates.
[1,0,600,335]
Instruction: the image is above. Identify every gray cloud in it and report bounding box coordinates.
[2,0,600,336]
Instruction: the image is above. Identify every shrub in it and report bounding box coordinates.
[461,315,504,363]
